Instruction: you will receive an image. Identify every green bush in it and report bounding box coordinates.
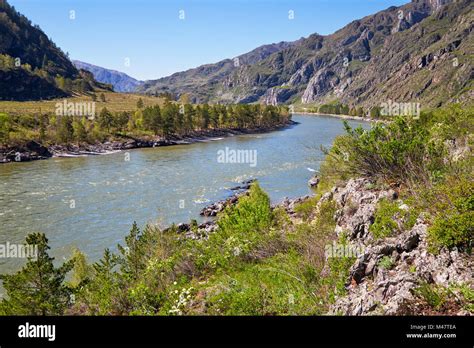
[193,182,274,271]
[370,199,418,239]
[413,282,447,311]
[428,212,473,253]
[426,175,473,253]
[329,115,446,187]
[378,256,394,270]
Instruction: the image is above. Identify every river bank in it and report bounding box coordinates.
[294,111,388,123]
[0,120,297,164]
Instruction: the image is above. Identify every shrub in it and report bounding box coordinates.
[329,116,446,188]
[413,282,447,311]
[378,256,394,270]
[193,182,274,271]
[428,212,473,253]
[370,199,418,239]
[426,175,473,253]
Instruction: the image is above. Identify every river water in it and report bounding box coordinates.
[0,114,369,275]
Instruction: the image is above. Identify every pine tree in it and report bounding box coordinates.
[0,233,74,315]
[117,222,146,280]
[98,107,113,132]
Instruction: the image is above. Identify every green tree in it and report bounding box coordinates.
[56,116,74,143]
[98,107,113,132]
[100,93,106,102]
[136,98,144,109]
[0,113,11,144]
[0,233,74,315]
[73,117,87,142]
[142,105,162,135]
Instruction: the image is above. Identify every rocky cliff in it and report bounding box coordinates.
[139,0,473,109]
[323,178,473,315]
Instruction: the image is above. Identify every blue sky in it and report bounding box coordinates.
[10,0,409,81]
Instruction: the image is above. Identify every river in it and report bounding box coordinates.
[0,114,369,275]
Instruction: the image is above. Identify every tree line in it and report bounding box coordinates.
[0,102,291,145]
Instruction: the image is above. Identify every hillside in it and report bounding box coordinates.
[138,40,301,103]
[0,0,111,101]
[73,60,143,92]
[138,0,473,109]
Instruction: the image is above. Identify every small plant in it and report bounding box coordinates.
[378,256,394,270]
[413,282,447,311]
[370,199,418,240]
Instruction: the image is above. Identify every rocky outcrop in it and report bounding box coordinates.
[308,175,320,188]
[327,178,473,315]
[200,179,256,217]
[276,195,312,218]
[0,140,52,163]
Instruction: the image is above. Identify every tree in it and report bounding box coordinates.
[73,117,87,142]
[91,93,97,102]
[0,113,11,144]
[56,115,74,143]
[161,102,176,137]
[98,107,113,132]
[136,98,144,109]
[0,233,74,315]
[117,222,148,280]
[114,112,129,133]
[100,93,106,102]
[142,105,162,135]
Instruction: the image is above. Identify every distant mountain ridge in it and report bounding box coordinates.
[72,60,143,92]
[138,40,303,102]
[138,0,473,108]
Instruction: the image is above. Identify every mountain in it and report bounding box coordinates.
[72,60,143,92]
[0,0,110,101]
[138,40,302,103]
[138,0,473,108]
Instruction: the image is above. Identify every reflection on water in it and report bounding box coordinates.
[0,114,369,274]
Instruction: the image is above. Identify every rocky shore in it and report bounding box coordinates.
[0,120,297,164]
[294,111,388,124]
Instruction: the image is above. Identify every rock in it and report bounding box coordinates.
[276,195,312,216]
[328,177,473,315]
[200,180,254,217]
[308,176,320,188]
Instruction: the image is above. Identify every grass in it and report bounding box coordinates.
[0,92,164,115]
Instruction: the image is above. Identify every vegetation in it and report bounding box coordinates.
[0,102,290,146]
[0,233,74,315]
[0,104,471,316]
[322,104,473,252]
[370,199,418,240]
[0,183,353,315]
